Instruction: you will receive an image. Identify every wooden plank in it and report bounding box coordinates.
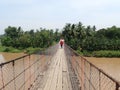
[38,51,56,89]
[49,51,61,90]
[43,56,58,90]
[56,55,62,90]
[38,49,72,90]
[62,50,72,90]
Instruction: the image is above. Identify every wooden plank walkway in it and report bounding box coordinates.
[38,48,72,90]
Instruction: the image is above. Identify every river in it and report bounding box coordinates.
[0,52,26,63]
[0,52,120,81]
[85,57,120,81]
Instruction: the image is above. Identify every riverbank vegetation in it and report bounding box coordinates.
[0,46,43,54]
[0,26,61,54]
[0,22,120,57]
[76,50,120,57]
[62,22,120,57]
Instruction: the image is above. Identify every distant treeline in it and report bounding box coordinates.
[62,22,120,51]
[1,21,120,52]
[0,26,61,49]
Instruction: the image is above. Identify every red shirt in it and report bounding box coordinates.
[60,40,63,45]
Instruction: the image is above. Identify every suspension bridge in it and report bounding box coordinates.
[0,44,120,90]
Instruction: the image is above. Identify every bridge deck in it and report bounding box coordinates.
[38,49,72,90]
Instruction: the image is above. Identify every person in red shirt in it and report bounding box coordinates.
[59,39,64,48]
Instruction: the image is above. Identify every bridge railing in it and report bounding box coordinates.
[0,44,58,90]
[65,44,120,90]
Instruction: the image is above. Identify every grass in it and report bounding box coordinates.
[0,46,22,53]
[77,49,120,57]
[24,47,44,54]
[0,46,44,54]
[1,45,120,57]
[92,50,120,57]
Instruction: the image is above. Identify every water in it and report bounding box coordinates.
[0,52,37,89]
[0,54,5,63]
[85,57,120,81]
[0,52,26,63]
[0,52,120,82]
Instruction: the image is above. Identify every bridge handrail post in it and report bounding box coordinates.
[0,65,5,90]
[12,60,16,90]
[65,44,120,90]
[116,83,120,90]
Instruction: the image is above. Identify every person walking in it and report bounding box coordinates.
[59,39,64,48]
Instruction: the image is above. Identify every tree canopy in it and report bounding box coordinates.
[62,22,120,51]
[1,22,120,52]
[1,26,61,49]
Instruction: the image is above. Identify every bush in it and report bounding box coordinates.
[76,50,83,56]
[92,50,120,57]
[25,47,43,54]
[76,49,120,57]
[83,50,92,57]
[3,47,22,53]
[0,45,43,54]
[0,46,7,52]
[4,47,11,52]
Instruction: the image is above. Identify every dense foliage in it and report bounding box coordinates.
[62,22,120,51]
[1,26,61,49]
[1,22,120,56]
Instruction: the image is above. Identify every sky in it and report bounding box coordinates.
[0,0,120,34]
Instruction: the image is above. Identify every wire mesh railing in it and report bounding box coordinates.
[64,44,120,90]
[1,43,120,90]
[0,44,58,90]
